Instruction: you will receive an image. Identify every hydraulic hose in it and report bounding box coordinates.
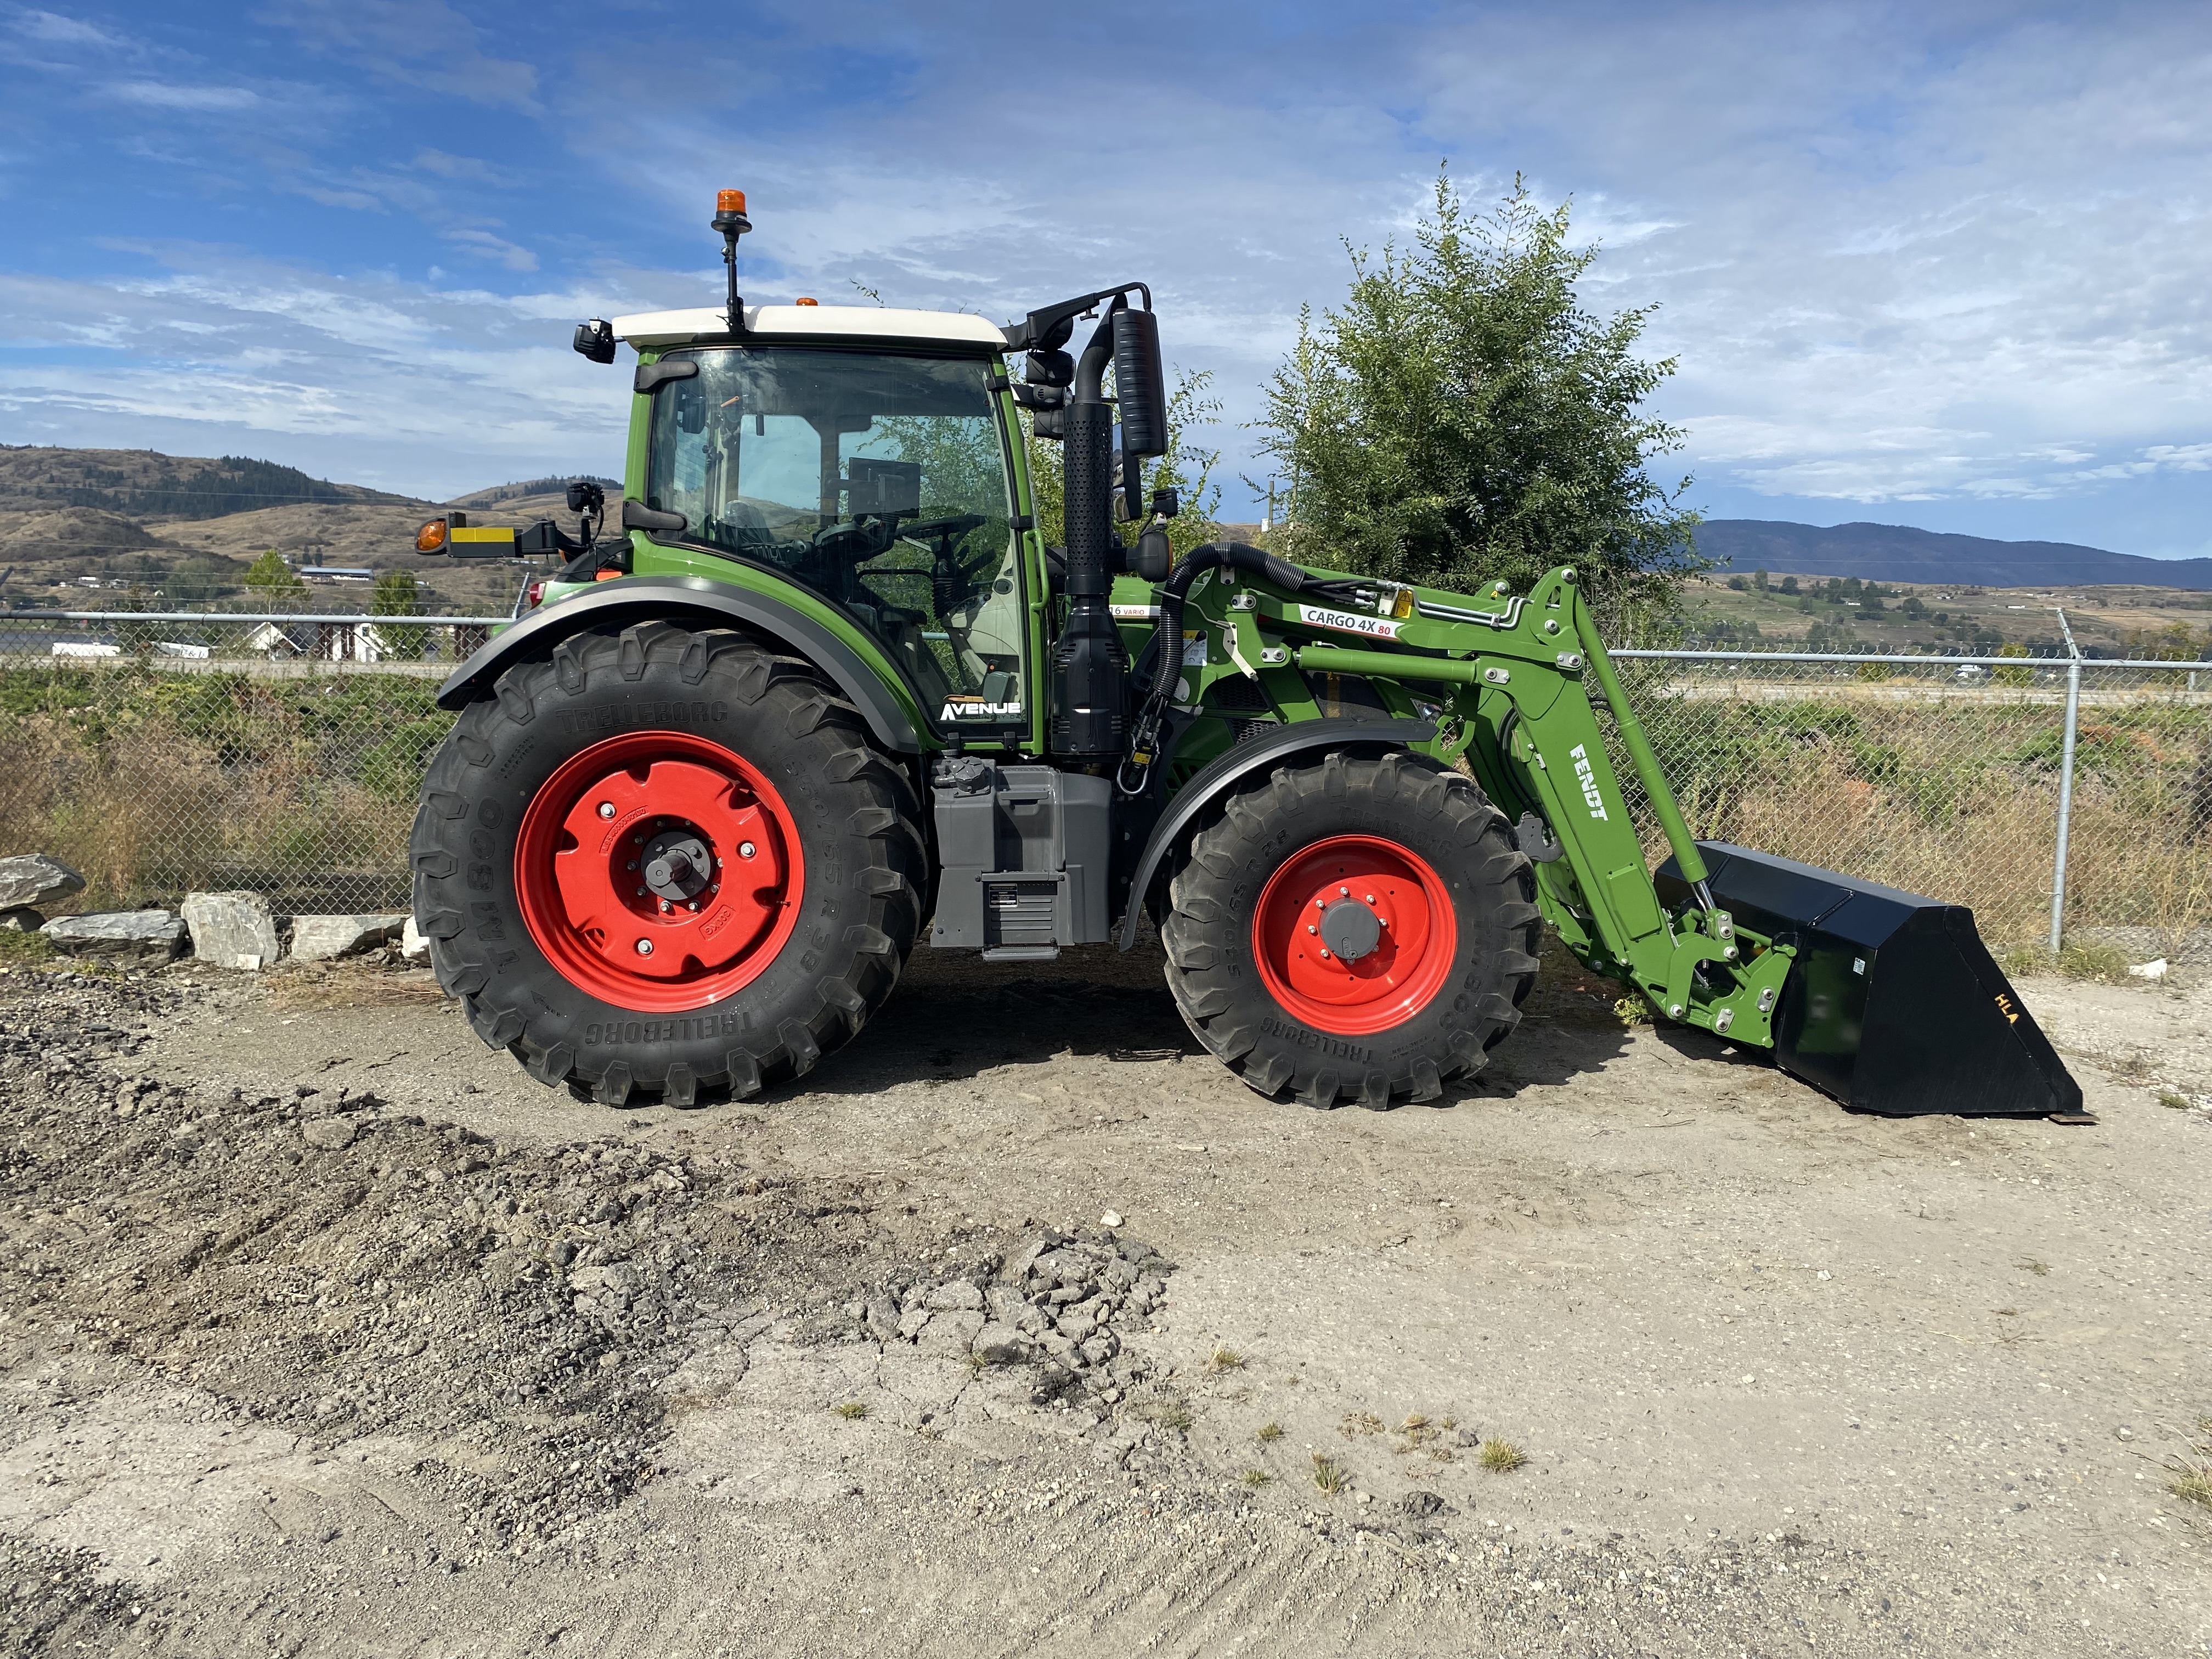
[1119,541,1313,793]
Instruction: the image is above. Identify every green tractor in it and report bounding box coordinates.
[408,190,2080,1120]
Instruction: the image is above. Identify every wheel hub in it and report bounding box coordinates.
[1251,835,1457,1037]
[1318,896,1382,962]
[640,827,713,903]
[515,731,804,1012]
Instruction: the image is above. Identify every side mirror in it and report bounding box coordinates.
[1111,308,1167,458]
[565,479,605,515]
[1133,527,1172,583]
[1025,349,1073,388]
[1150,487,1180,521]
[573,319,616,364]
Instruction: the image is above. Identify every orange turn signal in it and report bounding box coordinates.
[415,517,448,553]
[794,297,819,306]
[717,189,747,215]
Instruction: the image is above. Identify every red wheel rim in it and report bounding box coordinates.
[514,730,804,1012]
[1251,834,1457,1036]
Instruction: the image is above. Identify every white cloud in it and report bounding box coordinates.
[107,80,259,111]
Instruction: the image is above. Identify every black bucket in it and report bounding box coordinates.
[1654,842,2084,1118]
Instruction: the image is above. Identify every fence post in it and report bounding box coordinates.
[2049,611,2083,955]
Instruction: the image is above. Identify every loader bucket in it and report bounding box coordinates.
[1654,842,2084,1119]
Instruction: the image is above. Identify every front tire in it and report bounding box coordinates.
[409,621,926,1107]
[1161,749,1541,1109]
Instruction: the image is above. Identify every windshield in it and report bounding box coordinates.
[643,347,1025,726]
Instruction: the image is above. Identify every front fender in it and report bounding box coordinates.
[433,575,925,754]
[1116,717,1436,949]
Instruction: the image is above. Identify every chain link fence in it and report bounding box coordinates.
[5,611,2209,956]
[1604,648,2212,959]
[1,611,499,914]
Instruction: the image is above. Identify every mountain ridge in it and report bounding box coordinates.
[1696,518,2212,590]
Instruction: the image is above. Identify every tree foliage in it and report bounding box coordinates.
[243,548,304,594]
[1259,170,1702,614]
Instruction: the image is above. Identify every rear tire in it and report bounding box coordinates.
[1161,749,1540,1109]
[409,621,926,1107]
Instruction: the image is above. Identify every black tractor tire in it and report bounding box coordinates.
[409,620,926,1108]
[1160,749,1541,1109]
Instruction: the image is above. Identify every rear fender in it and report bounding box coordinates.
[1116,718,1436,949]
[432,575,925,754]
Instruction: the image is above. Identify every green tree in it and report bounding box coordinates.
[243,548,305,601]
[371,568,427,659]
[1257,168,1700,618]
[1753,568,1769,592]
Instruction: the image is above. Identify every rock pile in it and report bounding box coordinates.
[857,1229,1176,1403]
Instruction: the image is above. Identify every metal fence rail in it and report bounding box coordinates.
[5,612,2209,956]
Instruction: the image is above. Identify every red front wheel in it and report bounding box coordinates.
[1162,751,1541,1110]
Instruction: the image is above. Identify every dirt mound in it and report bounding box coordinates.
[0,968,899,1551]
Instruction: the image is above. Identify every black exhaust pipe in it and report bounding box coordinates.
[1051,318,1127,760]
[1656,842,2085,1119]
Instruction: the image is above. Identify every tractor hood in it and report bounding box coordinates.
[612,304,1009,351]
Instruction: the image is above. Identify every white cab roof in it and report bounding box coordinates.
[612,304,1008,351]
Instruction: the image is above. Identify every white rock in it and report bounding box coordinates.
[0,854,84,911]
[2126,958,2169,981]
[1101,1210,1124,1228]
[399,916,431,963]
[41,910,185,963]
[290,912,409,962]
[182,891,281,970]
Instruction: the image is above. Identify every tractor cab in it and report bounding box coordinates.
[613,304,1035,739]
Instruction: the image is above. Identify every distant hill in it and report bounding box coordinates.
[1697,520,2212,590]
[0,445,419,520]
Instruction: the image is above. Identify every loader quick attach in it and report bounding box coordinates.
[403,188,2083,1122]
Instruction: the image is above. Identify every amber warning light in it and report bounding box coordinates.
[415,517,448,554]
[716,189,747,215]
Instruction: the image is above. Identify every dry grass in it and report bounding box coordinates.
[2168,1418,2212,1511]
[264,960,447,1011]
[833,1401,868,1420]
[1478,1439,1527,1473]
[1239,1468,1273,1489]
[1205,1347,1244,1373]
[1255,1422,1284,1444]
[1310,1454,1349,1496]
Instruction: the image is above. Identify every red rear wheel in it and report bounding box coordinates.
[514,730,804,1012]
[1252,834,1457,1036]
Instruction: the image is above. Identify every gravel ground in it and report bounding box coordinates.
[1,935,2207,1657]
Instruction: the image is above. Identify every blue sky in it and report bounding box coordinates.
[3,1,2210,556]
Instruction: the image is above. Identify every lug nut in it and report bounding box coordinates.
[1340,886,1349,896]
[626,860,637,871]
[635,886,647,897]
[597,801,615,819]
[659,899,671,913]
[1307,924,1317,934]
[635,939,653,956]
[688,901,701,912]
[1321,949,1331,958]
[1364,893,1375,903]
[738,842,757,859]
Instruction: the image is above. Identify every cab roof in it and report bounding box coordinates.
[612,304,1008,352]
